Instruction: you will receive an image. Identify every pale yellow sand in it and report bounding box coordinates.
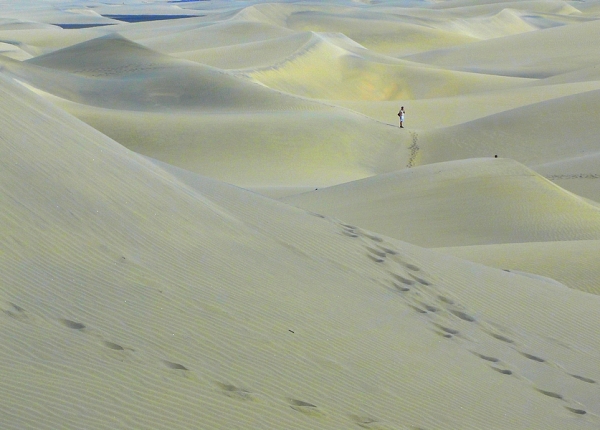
[0,34,409,188]
[282,158,600,247]
[405,18,600,77]
[533,154,600,203]
[438,240,600,295]
[334,80,600,128]
[3,75,600,429]
[2,1,600,428]
[416,89,600,167]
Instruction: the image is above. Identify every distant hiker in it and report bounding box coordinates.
[398,106,405,128]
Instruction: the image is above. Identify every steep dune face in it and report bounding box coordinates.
[3,72,600,429]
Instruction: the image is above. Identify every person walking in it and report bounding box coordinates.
[398,106,405,128]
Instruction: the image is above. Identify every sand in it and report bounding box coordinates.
[2,1,600,429]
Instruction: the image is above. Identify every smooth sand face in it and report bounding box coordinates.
[281,158,600,247]
[2,1,600,429]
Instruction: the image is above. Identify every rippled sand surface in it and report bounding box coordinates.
[2,1,600,428]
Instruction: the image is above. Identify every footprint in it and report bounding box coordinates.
[435,331,454,339]
[489,333,514,344]
[376,245,398,255]
[404,263,420,272]
[437,296,454,305]
[162,360,188,371]
[434,324,460,335]
[570,374,596,384]
[391,273,415,286]
[420,302,439,313]
[565,406,587,415]
[472,352,500,363]
[367,254,385,263]
[349,414,387,428]
[2,302,30,323]
[409,274,431,286]
[366,247,387,258]
[60,319,86,330]
[535,388,563,400]
[490,366,513,375]
[449,310,476,323]
[392,282,410,292]
[102,341,125,351]
[518,351,545,363]
[409,305,428,314]
[289,399,323,417]
[366,234,383,243]
[216,383,254,401]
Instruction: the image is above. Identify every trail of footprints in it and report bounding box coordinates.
[1,298,396,427]
[2,218,599,428]
[337,221,600,420]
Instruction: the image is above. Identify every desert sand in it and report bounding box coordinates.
[2,1,600,429]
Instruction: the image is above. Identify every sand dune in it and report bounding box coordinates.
[137,19,294,54]
[171,31,314,70]
[282,158,600,247]
[3,1,600,428]
[334,79,600,129]
[533,153,600,202]
[276,4,479,57]
[417,88,600,168]
[5,34,316,112]
[406,18,600,77]
[439,240,600,295]
[0,33,410,187]
[3,71,600,429]
[246,31,529,101]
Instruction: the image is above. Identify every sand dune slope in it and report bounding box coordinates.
[13,33,311,112]
[168,30,311,69]
[417,88,600,167]
[4,1,600,428]
[0,33,410,187]
[405,18,600,78]
[3,70,600,429]
[282,6,478,57]
[533,153,600,202]
[136,19,294,55]
[430,0,582,16]
[230,2,478,56]
[281,158,600,247]
[439,240,600,295]
[334,79,600,129]
[246,32,528,101]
